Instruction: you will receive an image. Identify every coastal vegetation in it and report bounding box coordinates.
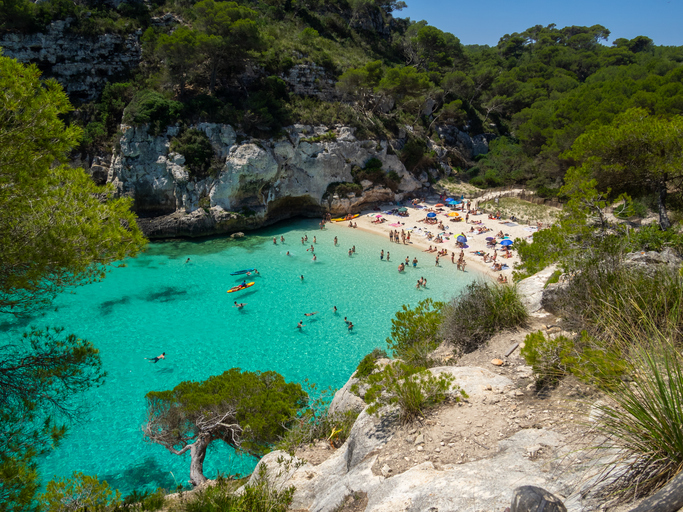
[143,368,308,486]
[2,0,683,507]
[0,55,146,510]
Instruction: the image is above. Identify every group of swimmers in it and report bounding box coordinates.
[389,229,410,244]
[295,308,353,331]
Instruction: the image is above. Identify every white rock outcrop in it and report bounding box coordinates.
[108,123,423,236]
[243,366,594,512]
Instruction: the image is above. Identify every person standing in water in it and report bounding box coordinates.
[387,252,390,261]
[334,236,338,246]
[147,352,165,363]
[380,249,384,260]
[412,257,418,267]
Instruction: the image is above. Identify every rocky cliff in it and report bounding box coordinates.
[108,123,413,237]
[0,19,141,103]
[104,121,491,238]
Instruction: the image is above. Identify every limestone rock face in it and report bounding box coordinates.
[108,123,423,237]
[1,20,141,102]
[244,366,579,512]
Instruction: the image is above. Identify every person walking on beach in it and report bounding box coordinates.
[147,352,165,363]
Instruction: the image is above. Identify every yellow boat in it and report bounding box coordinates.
[331,214,360,222]
[227,282,255,294]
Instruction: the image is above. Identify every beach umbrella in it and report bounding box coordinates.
[435,203,445,207]
[398,207,408,212]
[427,212,436,218]
[500,239,513,246]
[445,198,454,202]
[447,212,459,217]
[375,214,382,217]
[456,235,467,243]
[485,237,495,241]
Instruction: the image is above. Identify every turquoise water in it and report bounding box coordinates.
[0,218,478,494]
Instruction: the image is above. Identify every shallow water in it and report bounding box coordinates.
[1,217,479,494]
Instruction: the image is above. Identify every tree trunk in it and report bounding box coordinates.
[189,435,210,486]
[658,182,671,230]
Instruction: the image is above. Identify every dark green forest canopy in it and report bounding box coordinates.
[3,0,681,194]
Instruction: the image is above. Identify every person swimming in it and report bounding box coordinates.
[304,312,318,316]
[147,352,165,363]
[185,258,190,263]
[234,301,246,308]
[296,321,304,329]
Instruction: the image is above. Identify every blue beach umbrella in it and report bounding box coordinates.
[500,239,514,246]
[427,212,437,218]
[456,235,467,243]
[445,197,454,202]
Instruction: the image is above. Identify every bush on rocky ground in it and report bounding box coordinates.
[364,361,465,424]
[387,298,445,368]
[439,282,528,355]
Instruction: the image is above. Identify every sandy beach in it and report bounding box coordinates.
[327,199,539,282]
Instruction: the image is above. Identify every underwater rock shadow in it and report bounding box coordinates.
[99,296,131,316]
[141,286,189,303]
[99,456,179,494]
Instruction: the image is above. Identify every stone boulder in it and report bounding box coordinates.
[516,265,559,316]
[511,485,567,512]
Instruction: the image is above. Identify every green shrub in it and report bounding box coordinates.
[387,299,445,367]
[123,90,183,135]
[593,338,683,501]
[364,361,465,424]
[301,131,337,143]
[325,182,363,197]
[355,348,388,379]
[276,380,359,453]
[40,472,121,512]
[439,282,528,354]
[182,464,293,512]
[170,129,217,178]
[119,488,165,510]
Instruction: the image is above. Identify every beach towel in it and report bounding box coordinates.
[389,223,402,227]
[523,226,538,232]
[502,222,518,227]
